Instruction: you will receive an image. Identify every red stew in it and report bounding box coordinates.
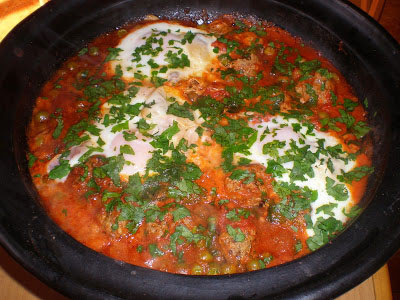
[27,15,373,275]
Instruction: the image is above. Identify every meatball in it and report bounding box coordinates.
[218,227,256,264]
[184,78,204,101]
[224,164,275,208]
[101,212,128,237]
[145,221,168,239]
[229,54,260,77]
[207,19,232,35]
[294,71,336,105]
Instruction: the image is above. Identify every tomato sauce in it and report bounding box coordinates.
[27,15,372,275]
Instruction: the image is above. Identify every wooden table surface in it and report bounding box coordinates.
[0,0,395,299]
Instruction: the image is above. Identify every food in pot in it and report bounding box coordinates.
[27,15,373,274]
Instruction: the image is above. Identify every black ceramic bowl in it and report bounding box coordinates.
[0,0,400,299]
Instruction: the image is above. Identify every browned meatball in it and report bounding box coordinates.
[229,54,260,77]
[145,221,168,239]
[207,19,232,35]
[218,227,255,264]
[184,78,204,101]
[224,164,275,208]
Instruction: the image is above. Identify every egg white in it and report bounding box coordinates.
[108,22,217,82]
[49,86,203,179]
[239,116,356,234]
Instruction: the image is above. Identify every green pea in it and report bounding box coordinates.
[34,110,49,123]
[89,47,99,56]
[246,259,260,271]
[191,264,203,275]
[199,250,213,263]
[117,29,128,38]
[221,263,237,274]
[66,61,77,71]
[207,263,220,275]
[34,135,44,147]
[318,111,329,119]
[219,56,230,66]
[76,70,88,79]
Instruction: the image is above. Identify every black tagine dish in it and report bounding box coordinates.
[0,0,399,299]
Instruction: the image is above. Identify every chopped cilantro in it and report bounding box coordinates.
[226,225,245,242]
[195,126,204,137]
[337,109,355,129]
[364,98,369,108]
[226,208,250,221]
[266,160,286,177]
[262,140,286,157]
[238,157,252,165]
[327,158,334,173]
[101,155,125,186]
[172,205,191,222]
[181,31,196,44]
[295,240,302,253]
[165,51,190,69]
[343,98,358,111]
[104,48,123,62]
[52,117,64,139]
[218,199,229,205]
[330,91,338,106]
[192,96,225,119]
[167,102,195,120]
[28,153,37,168]
[78,146,103,163]
[229,169,255,184]
[134,72,146,80]
[117,203,145,233]
[259,255,273,268]
[120,144,135,155]
[49,160,71,179]
[306,217,343,251]
[111,121,129,133]
[149,244,164,257]
[352,121,370,139]
[326,177,348,201]
[316,203,338,217]
[151,75,167,87]
[102,190,121,203]
[170,225,205,254]
[123,131,137,141]
[299,59,321,73]
[78,47,88,56]
[168,178,202,199]
[343,205,362,218]
[97,137,105,146]
[337,166,374,183]
[147,58,159,68]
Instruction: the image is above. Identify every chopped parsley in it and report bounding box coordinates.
[104,48,123,62]
[226,225,246,242]
[120,144,135,155]
[149,244,164,257]
[167,102,195,120]
[326,177,348,201]
[337,166,374,183]
[28,153,37,168]
[48,160,71,179]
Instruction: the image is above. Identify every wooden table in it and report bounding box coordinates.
[0,0,394,299]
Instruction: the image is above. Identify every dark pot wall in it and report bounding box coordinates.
[0,1,399,299]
